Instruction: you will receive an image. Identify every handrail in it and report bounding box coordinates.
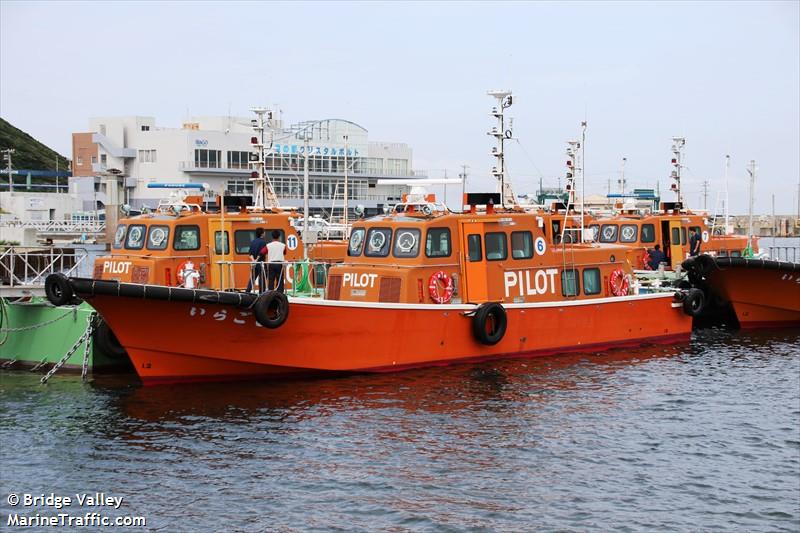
[0,219,106,233]
[0,247,90,287]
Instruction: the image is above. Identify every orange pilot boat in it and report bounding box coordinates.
[45,192,695,385]
[682,255,800,329]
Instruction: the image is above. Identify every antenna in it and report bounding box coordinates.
[249,107,280,209]
[746,160,756,253]
[669,137,686,204]
[487,89,517,208]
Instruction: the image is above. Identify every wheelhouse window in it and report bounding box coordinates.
[561,269,580,297]
[393,228,421,258]
[113,224,126,249]
[620,224,638,243]
[511,231,533,259]
[599,224,618,243]
[467,234,482,262]
[671,227,680,245]
[680,227,687,245]
[234,230,256,254]
[588,224,600,242]
[641,224,655,243]
[365,228,392,257]
[146,225,170,250]
[174,225,200,250]
[485,232,507,261]
[125,224,146,250]
[348,228,366,257]
[425,227,451,258]
[214,231,230,254]
[583,268,601,295]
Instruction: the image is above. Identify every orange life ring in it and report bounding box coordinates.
[176,260,196,286]
[428,270,454,304]
[609,268,630,296]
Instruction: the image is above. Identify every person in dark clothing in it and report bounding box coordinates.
[246,228,267,293]
[689,228,702,256]
[648,244,667,270]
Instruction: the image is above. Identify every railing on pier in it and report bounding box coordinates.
[0,219,106,234]
[0,247,90,287]
[766,246,799,263]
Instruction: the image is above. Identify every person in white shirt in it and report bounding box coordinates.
[264,230,287,293]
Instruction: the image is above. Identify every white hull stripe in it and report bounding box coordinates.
[286,291,677,311]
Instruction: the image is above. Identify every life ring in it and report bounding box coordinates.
[609,269,630,296]
[176,260,200,287]
[428,270,454,304]
[472,302,507,345]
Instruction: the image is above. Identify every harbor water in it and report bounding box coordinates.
[1,328,798,531]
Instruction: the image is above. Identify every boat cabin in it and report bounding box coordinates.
[94,195,338,290]
[326,193,641,305]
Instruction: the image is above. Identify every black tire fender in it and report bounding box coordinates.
[682,288,706,317]
[93,319,128,359]
[254,291,290,329]
[44,273,73,306]
[472,302,507,345]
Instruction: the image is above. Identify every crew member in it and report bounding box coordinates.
[689,228,702,256]
[264,230,287,293]
[648,244,666,270]
[246,228,267,293]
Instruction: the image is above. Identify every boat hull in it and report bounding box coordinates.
[706,260,800,329]
[80,289,692,385]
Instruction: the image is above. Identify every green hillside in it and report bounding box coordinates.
[0,118,70,179]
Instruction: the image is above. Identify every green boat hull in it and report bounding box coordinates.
[0,297,133,374]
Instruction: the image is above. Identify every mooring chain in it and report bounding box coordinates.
[81,315,93,381]
[0,309,74,333]
[40,315,94,385]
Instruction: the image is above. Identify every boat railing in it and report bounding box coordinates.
[0,246,90,287]
[213,259,333,297]
[766,246,799,263]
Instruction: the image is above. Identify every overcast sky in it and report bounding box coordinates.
[1,1,798,214]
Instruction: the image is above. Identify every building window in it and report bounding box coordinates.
[99,124,106,135]
[91,156,97,164]
[227,151,250,169]
[76,156,83,165]
[194,149,221,168]
[141,125,150,131]
[138,149,157,163]
[387,158,408,176]
[100,154,107,165]
[227,180,253,195]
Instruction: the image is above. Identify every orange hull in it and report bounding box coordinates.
[707,263,800,329]
[83,293,692,385]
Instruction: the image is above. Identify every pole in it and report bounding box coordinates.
[56,157,59,193]
[620,156,626,194]
[3,149,13,192]
[724,155,730,230]
[343,135,349,233]
[772,193,775,237]
[461,164,468,212]
[303,134,309,259]
[580,122,587,241]
[702,180,709,210]
[746,160,756,252]
[443,169,448,207]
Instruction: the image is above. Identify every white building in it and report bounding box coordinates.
[71,113,424,217]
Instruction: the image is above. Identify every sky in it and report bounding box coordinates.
[1,0,798,215]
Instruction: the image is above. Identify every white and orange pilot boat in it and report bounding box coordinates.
[46,192,695,385]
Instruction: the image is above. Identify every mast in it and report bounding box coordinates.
[302,131,310,259]
[723,154,730,230]
[343,134,349,232]
[249,107,280,210]
[579,122,586,240]
[487,89,516,208]
[746,160,756,253]
[669,137,686,205]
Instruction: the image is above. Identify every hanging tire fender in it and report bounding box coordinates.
[471,302,507,346]
[682,288,706,317]
[254,291,290,329]
[44,273,74,306]
[93,319,128,359]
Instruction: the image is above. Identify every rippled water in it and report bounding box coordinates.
[1,329,798,532]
